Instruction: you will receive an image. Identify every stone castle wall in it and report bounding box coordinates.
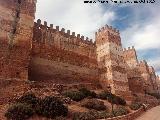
[0,0,159,101]
[0,0,36,80]
[123,46,138,68]
[96,25,132,100]
[123,47,159,94]
[29,20,99,85]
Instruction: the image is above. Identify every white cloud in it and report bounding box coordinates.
[121,18,160,50]
[35,0,160,75]
[120,5,160,75]
[35,0,116,39]
[121,18,160,75]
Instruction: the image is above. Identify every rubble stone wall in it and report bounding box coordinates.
[0,0,36,80]
[96,26,132,100]
[29,20,99,85]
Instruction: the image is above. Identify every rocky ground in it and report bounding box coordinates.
[0,79,159,120]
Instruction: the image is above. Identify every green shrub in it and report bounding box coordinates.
[79,88,97,98]
[73,112,96,120]
[6,93,68,119]
[73,110,113,120]
[97,91,111,100]
[63,88,97,102]
[81,99,106,111]
[113,106,129,117]
[107,94,117,105]
[53,116,67,120]
[16,92,39,108]
[129,102,142,110]
[63,90,85,102]
[5,103,34,120]
[115,96,126,106]
[36,96,68,119]
[87,110,112,119]
[96,111,113,119]
[98,91,126,106]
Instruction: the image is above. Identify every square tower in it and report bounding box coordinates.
[96,25,132,99]
[123,46,138,68]
[0,0,36,80]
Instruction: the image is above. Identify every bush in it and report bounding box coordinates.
[113,106,129,117]
[53,116,67,120]
[6,93,68,119]
[5,103,34,120]
[97,91,111,100]
[73,112,96,120]
[63,90,85,102]
[129,102,142,110]
[16,92,39,108]
[81,99,106,111]
[98,91,126,106]
[96,111,113,119]
[36,96,68,119]
[107,94,118,105]
[79,88,97,98]
[63,88,97,102]
[73,110,113,120]
[115,96,126,106]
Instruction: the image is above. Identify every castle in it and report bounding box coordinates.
[0,0,159,101]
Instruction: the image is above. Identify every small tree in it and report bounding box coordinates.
[107,93,117,115]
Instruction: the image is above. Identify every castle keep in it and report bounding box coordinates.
[0,0,36,80]
[0,0,159,101]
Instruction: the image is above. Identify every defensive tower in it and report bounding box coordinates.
[96,25,132,99]
[123,46,138,68]
[0,0,36,80]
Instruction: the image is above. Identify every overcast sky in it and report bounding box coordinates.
[35,0,160,75]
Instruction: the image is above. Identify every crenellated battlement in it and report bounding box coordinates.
[95,24,122,46]
[149,66,155,73]
[138,60,148,67]
[123,46,135,51]
[26,0,37,3]
[0,0,159,106]
[123,46,138,68]
[33,19,95,46]
[96,24,120,36]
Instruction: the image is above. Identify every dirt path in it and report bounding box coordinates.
[136,106,160,120]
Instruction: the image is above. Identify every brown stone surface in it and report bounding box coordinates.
[123,47,159,94]
[0,0,159,110]
[96,26,132,100]
[0,79,30,105]
[0,0,36,80]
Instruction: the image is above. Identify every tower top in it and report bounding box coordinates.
[96,24,120,36]
[123,46,135,51]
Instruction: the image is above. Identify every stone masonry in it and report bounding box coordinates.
[0,0,36,80]
[0,0,159,101]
